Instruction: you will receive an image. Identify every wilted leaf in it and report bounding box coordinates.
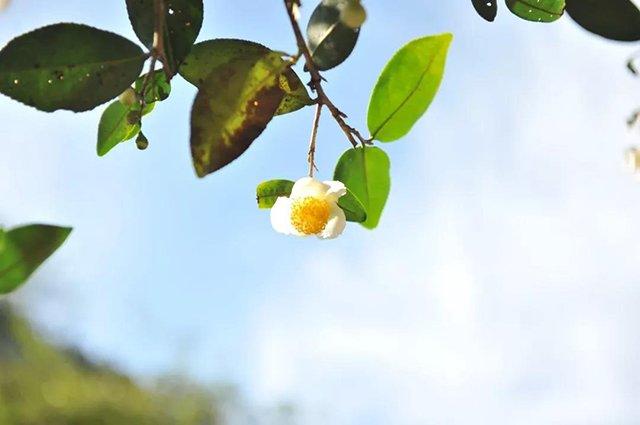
[368,34,452,143]
[471,0,498,21]
[0,224,72,295]
[180,39,314,116]
[307,0,361,71]
[334,147,390,229]
[565,0,640,42]
[190,52,287,177]
[0,24,146,112]
[126,0,203,75]
[505,0,565,22]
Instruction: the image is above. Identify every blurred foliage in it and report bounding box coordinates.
[0,302,219,425]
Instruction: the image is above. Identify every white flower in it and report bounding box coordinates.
[625,147,640,172]
[271,177,347,239]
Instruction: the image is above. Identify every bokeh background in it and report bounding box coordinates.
[2,0,640,424]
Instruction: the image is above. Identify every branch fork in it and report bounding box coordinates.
[283,0,372,177]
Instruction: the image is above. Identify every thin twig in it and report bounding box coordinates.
[137,0,169,116]
[308,103,322,177]
[283,0,364,149]
[153,0,172,80]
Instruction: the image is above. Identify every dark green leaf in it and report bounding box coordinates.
[256,179,296,209]
[307,0,361,71]
[126,0,203,75]
[471,0,498,21]
[190,52,287,177]
[180,39,314,116]
[368,34,452,143]
[337,189,367,223]
[97,71,169,157]
[0,24,146,112]
[565,0,640,41]
[256,179,367,223]
[0,224,72,295]
[506,0,565,22]
[334,147,391,229]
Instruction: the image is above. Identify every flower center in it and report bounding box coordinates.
[290,196,331,236]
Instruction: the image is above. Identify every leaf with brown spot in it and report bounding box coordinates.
[0,24,146,112]
[180,39,314,116]
[190,52,287,177]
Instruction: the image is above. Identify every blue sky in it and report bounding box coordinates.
[3,1,640,424]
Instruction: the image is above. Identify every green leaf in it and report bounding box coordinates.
[368,33,452,143]
[190,52,287,177]
[256,179,296,209]
[307,0,361,71]
[334,147,391,229]
[337,189,367,223]
[274,70,316,116]
[126,0,203,75]
[505,0,565,22]
[97,71,169,157]
[256,179,367,223]
[565,0,640,41]
[0,24,146,112]
[471,0,498,21]
[180,39,314,116]
[0,224,72,295]
[135,70,172,103]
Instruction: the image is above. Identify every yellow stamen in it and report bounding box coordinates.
[290,196,331,236]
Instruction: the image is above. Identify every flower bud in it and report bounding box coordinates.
[119,87,137,107]
[341,1,367,29]
[136,132,149,150]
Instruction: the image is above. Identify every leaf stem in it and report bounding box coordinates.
[308,103,322,177]
[283,0,371,153]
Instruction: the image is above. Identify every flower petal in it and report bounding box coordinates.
[318,203,347,240]
[290,177,330,200]
[271,197,300,236]
[323,180,347,203]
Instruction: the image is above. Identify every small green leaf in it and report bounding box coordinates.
[0,224,72,295]
[0,24,147,112]
[180,39,314,116]
[274,70,316,116]
[256,179,367,223]
[334,147,391,229]
[190,52,287,177]
[337,189,367,223]
[368,33,452,143]
[256,179,296,209]
[98,102,141,156]
[565,0,640,42]
[505,0,565,22]
[97,71,169,157]
[471,0,498,21]
[135,70,172,103]
[307,0,361,71]
[126,0,203,75]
